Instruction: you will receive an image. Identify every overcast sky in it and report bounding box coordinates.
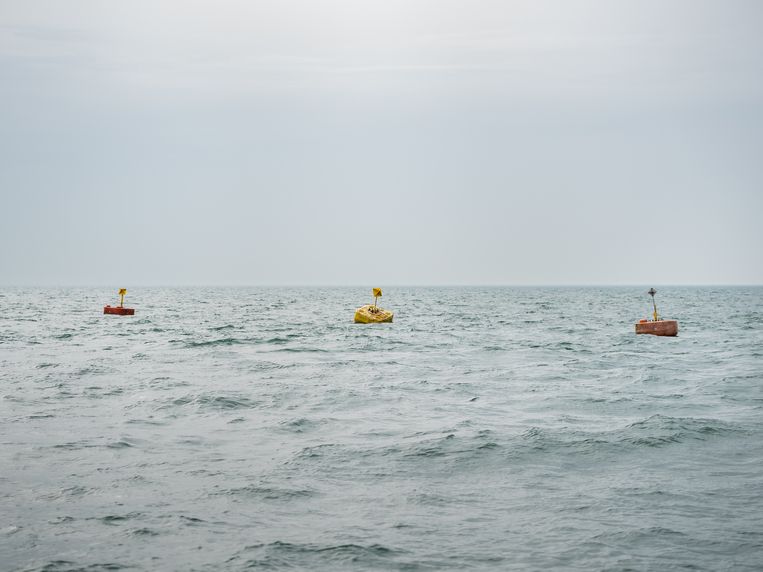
[1,0,761,285]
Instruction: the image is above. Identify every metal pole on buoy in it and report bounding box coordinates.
[119,288,127,308]
[373,287,382,308]
[648,287,658,321]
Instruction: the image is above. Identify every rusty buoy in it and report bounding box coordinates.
[635,319,678,336]
[635,288,677,336]
[104,288,135,316]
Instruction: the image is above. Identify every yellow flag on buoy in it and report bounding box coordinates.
[118,288,127,296]
[373,288,382,297]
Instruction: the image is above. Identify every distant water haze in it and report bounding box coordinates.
[1,0,762,285]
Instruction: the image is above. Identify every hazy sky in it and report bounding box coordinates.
[1,0,761,285]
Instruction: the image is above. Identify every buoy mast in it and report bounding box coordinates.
[648,287,659,321]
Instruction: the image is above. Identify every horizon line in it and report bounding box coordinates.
[1,283,761,288]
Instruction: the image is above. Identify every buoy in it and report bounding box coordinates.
[104,288,135,316]
[635,287,677,336]
[354,287,393,323]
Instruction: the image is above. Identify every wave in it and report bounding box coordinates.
[287,417,749,472]
[74,365,114,376]
[50,440,94,450]
[274,346,330,353]
[26,561,131,572]
[106,439,138,449]
[209,324,238,331]
[264,333,304,344]
[162,393,259,411]
[129,527,159,537]
[231,541,400,568]
[178,515,207,526]
[39,486,89,501]
[512,415,744,457]
[216,484,316,501]
[619,414,742,447]
[278,417,323,433]
[183,337,247,348]
[94,512,144,526]
[288,431,503,475]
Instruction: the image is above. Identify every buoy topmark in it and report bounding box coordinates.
[104,288,135,316]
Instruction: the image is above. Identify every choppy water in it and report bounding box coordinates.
[1,287,762,571]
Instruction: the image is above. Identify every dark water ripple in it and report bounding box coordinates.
[1,286,762,571]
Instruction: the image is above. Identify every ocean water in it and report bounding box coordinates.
[1,286,762,571]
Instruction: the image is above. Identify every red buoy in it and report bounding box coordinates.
[104,288,135,316]
[104,305,135,316]
[635,288,677,336]
[635,319,678,336]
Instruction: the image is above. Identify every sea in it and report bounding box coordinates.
[1,286,762,571]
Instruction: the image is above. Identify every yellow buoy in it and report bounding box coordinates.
[354,288,393,323]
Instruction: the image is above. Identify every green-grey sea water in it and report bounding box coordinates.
[1,287,762,571]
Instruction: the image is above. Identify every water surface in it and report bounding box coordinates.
[1,287,762,570]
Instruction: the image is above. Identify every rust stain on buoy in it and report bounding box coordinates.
[104,288,135,316]
[635,319,678,336]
